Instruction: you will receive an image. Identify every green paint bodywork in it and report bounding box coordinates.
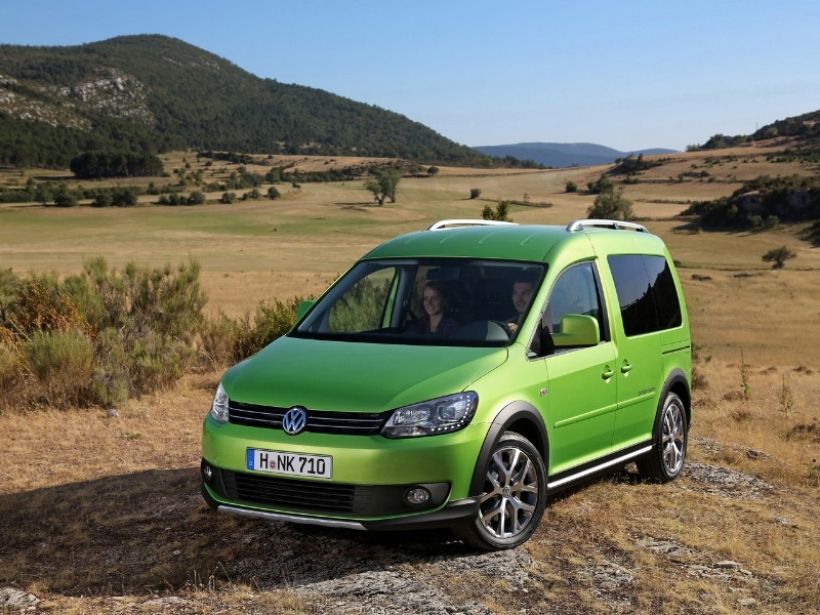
[202,224,691,522]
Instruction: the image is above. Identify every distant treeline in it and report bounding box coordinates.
[691,110,820,153]
[69,151,164,179]
[683,175,820,230]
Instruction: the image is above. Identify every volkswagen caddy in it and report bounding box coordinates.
[201,219,691,550]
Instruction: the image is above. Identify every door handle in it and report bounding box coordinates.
[602,367,614,379]
[621,361,633,374]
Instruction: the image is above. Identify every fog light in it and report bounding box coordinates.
[405,486,431,506]
[202,463,214,483]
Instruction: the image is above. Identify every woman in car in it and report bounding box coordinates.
[410,281,460,336]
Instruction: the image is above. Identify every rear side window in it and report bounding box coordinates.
[608,255,681,336]
[643,256,682,330]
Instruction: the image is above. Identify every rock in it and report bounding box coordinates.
[738,597,758,607]
[714,560,741,569]
[106,408,119,418]
[141,596,188,607]
[0,587,39,608]
[684,462,774,499]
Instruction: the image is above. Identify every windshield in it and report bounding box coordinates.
[293,258,547,346]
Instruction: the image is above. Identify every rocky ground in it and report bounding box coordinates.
[2,446,812,614]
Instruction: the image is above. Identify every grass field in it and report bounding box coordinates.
[0,146,818,613]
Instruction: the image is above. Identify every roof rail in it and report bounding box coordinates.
[566,219,648,233]
[427,219,518,231]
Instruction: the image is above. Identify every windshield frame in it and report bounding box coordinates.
[289,257,548,348]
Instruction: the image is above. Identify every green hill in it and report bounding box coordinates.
[0,35,485,166]
[698,109,820,151]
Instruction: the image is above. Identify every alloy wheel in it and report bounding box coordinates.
[661,400,686,475]
[479,446,540,538]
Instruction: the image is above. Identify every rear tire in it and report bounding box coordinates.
[455,431,547,551]
[637,392,688,482]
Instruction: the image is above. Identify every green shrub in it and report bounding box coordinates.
[52,184,77,207]
[565,180,577,193]
[762,246,796,269]
[469,188,481,199]
[200,297,303,365]
[3,275,86,335]
[90,328,130,407]
[482,201,512,222]
[199,311,240,368]
[187,191,206,205]
[267,186,281,200]
[0,342,25,406]
[587,186,635,221]
[587,175,614,195]
[242,188,261,201]
[24,330,94,408]
[235,298,300,360]
[111,187,138,206]
[220,192,236,204]
[93,191,112,207]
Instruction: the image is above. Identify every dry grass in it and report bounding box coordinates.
[1,147,819,612]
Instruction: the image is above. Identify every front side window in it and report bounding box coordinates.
[531,261,607,356]
[544,262,604,335]
[294,259,546,346]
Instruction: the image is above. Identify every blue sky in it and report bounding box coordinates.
[2,1,819,151]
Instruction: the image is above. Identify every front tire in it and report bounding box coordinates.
[637,392,688,482]
[455,431,547,550]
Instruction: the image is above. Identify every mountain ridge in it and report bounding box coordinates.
[0,34,485,166]
[473,142,677,168]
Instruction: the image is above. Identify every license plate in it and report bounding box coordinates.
[246,448,332,479]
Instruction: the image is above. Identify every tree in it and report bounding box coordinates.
[111,187,138,206]
[365,169,401,206]
[762,246,796,269]
[427,166,440,176]
[92,191,112,207]
[34,183,53,205]
[482,201,512,221]
[565,180,578,193]
[52,184,77,207]
[267,186,281,200]
[587,186,634,221]
[186,191,206,205]
[587,175,614,194]
[469,188,481,199]
[220,192,236,204]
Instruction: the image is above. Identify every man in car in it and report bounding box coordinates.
[504,276,536,336]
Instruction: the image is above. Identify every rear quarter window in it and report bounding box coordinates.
[607,254,681,336]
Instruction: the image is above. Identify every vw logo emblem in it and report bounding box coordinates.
[282,407,307,435]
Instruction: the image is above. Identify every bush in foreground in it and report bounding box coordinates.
[0,260,307,411]
[0,259,207,410]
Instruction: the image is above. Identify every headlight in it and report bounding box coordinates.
[210,382,229,423]
[381,392,478,438]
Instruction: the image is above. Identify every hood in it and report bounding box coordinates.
[221,335,508,412]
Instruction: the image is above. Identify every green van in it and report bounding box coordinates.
[201,219,691,550]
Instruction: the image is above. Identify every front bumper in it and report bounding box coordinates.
[212,491,481,531]
[202,414,487,501]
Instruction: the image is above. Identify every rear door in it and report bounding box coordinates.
[606,255,670,449]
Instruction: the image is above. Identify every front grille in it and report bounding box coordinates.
[222,470,356,513]
[216,469,449,516]
[229,401,389,435]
